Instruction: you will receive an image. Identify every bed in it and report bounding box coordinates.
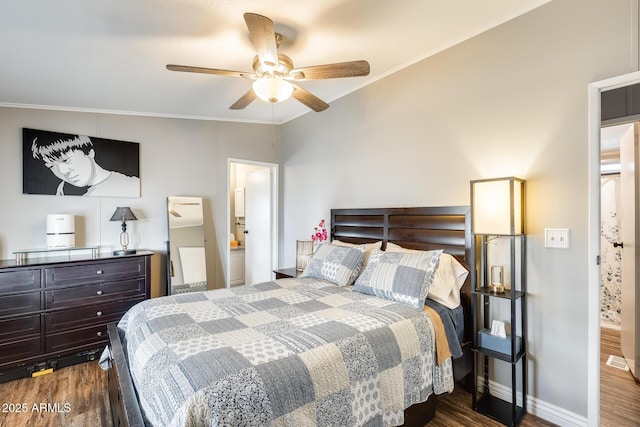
[103,206,475,427]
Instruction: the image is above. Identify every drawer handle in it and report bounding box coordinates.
[96,270,103,275]
[96,290,103,296]
[96,331,103,337]
[96,311,103,317]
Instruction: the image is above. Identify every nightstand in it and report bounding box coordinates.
[273,267,302,279]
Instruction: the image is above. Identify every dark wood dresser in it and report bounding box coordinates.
[0,251,152,383]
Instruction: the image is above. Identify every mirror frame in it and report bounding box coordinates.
[166,196,207,295]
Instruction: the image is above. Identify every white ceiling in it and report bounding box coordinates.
[601,123,632,156]
[168,196,204,228]
[0,0,550,124]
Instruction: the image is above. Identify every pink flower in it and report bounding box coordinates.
[311,219,328,242]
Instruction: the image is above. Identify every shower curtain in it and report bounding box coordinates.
[601,175,622,328]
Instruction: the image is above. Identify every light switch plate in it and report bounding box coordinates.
[545,228,570,249]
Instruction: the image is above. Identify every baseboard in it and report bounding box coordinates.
[477,377,587,427]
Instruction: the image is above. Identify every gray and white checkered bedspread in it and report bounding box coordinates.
[118,277,454,426]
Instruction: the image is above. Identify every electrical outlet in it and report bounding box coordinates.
[545,228,570,249]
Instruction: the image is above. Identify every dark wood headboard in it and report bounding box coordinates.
[330,206,475,342]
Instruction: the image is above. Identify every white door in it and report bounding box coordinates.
[244,167,272,284]
[619,123,639,379]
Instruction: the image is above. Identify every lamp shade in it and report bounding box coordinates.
[296,240,314,271]
[471,177,524,235]
[110,207,137,222]
[253,76,294,103]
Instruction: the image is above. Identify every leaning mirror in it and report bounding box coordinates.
[166,196,207,294]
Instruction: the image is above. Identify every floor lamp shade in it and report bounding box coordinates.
[296,240,314,271]
[471,177,525,235]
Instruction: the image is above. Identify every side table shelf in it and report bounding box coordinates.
[471,234,527,427]
[273,267,302,279]
[474,287,525,300]
[475,395,526,427]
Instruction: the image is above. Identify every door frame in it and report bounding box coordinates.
[588,70,640,426]
[226,158,279,288]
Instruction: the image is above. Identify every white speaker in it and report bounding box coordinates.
[47,214,75,248]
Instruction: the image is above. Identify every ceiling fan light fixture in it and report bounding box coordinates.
[252,76,293,103]
[167,13,368,112]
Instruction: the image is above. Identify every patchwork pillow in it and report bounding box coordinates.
[301,243,364,286]
[386,243,468,309]
[353,248,442,310]
[331,240,383,272]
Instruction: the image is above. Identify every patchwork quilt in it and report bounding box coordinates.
[117,277,454,427]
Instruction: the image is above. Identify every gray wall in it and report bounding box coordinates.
[0,107,278,296]
[280,0,636,422]
[0,0,634,422]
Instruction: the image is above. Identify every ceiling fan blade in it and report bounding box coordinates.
[291,60,370,80]
[291,83,329,112]
[166,64,253,79]
[230,88,258,110]
[244,13,278,68]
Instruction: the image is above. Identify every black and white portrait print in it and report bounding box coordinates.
[22,128,140,198]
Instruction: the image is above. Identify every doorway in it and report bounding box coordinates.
[599,124,629,331]
[599,121,640,426]
[227,159,278,288]
[588,71,640,426]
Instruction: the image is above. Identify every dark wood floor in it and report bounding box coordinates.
[600,327,640,427]
[431,385,555,427]
[0,331,636,426]
[0,360,110,427]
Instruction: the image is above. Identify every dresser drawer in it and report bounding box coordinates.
[0,314,40,344]
[0,292,41,318]
[45,297,142,333]
[0,337,42,366]
[44,258,145,287]
[45,278,146,309]
[0,269,40,293]
[45,323,108,354]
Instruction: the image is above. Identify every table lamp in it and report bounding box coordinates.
[110,207,138,255]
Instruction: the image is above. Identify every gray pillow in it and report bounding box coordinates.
[301,243,364,286]
[353,249,442,309]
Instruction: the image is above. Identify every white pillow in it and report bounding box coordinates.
[331,240,383,272]
[385,242,468,309]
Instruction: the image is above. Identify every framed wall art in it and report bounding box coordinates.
[22,128,140,198]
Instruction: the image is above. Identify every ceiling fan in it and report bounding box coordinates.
[166,13,370,112]
[168,202,201,217]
